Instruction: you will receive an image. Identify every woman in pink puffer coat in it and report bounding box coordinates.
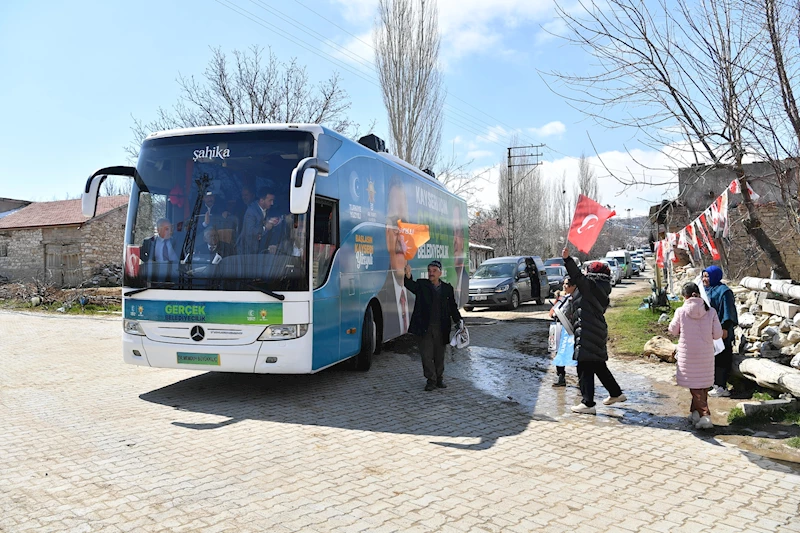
[668,282,722,429]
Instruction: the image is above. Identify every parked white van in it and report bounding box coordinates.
[606,249,632,279]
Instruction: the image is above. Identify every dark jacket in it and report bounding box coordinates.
[404,275,462,345]
[140,236,179,263]
[564,256,612,362]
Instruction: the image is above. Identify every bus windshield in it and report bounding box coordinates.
[124,130,314,292]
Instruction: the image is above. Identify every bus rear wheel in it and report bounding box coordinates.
[352,305,375,371]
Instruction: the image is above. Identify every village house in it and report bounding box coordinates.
[0,196,128,287]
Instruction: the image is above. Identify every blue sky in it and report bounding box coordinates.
[0,0,676,214]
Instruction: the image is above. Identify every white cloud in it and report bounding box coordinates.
[528,121,566,138]
[466,149,494,160]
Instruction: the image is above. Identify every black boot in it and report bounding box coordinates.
[436,379,447,389]
[552,375,566,387]
[424,380,436,391]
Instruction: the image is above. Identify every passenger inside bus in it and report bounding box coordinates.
[140,218,179,263]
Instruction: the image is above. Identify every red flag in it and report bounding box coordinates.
[698,214,721,260]
[567,195,616,253]
[655,240,665,268]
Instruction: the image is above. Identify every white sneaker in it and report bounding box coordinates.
[571,403,596,414]
[695,416,713,429]
[708,386,730,398]
[603,393,627,406]
[688,411,700,424]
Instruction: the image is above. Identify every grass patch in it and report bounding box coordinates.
[751,391,775,401]
[606,291,676,358]
[728,405,800,425]
[787,437,800,448]
[0,299,120,314]
[727,407,746,425]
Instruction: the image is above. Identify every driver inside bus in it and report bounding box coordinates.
[140,218,179,263]
[378,175,415,339]
[193,227,236,263]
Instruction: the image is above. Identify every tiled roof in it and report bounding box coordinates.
[0,196,128,230]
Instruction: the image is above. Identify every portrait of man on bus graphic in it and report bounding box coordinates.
[378,175,415,341]
[452,205,469,308]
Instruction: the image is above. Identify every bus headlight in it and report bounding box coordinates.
[258,324,309,340]
[123,319,145,336]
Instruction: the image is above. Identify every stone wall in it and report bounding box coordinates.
[80,207,126,281]
[678,162,793,213]
[0,228,45,281]
[723,204,800,280]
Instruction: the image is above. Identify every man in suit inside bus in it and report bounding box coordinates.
[140,218,180,263]
[378,175,415,340]
[238,187,282,255]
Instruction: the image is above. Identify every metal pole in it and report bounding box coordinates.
[507,147,513,255]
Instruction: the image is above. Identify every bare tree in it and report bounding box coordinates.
[127,46,357,160]
[100,177,132,197]
[551,0,791,278]
[374,0,444,170]
[575,153,599,201]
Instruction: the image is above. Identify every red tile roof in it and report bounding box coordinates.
[0,196,128,230]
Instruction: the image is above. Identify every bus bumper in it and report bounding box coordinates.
[123,329,314,374]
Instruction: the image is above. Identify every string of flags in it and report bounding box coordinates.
[655,179,758,267]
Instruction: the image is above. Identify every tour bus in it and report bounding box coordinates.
[82,125,468,374]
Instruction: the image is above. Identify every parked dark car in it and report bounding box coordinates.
[465,256,549,311]
[544,265,568,296]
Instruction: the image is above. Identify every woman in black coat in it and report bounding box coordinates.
[562,247,626,414]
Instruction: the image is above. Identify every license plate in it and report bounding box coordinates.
[177,352,220,366]
[472,295,487,301]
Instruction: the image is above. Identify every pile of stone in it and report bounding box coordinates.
[85,264,123,287]
[732,286,800,370]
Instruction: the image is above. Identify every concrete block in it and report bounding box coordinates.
[761,299,800,319]
[736,398,798,417]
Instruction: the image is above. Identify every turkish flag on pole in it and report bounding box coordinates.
[568,195,616,253]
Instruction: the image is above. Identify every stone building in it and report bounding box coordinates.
[650,162,800,280]
[0,196,128,287]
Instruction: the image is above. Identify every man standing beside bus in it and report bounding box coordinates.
[404,260,463,391]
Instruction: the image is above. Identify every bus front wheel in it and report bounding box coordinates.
[353,306,376,371]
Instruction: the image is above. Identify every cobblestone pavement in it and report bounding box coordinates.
[2,298,799,532]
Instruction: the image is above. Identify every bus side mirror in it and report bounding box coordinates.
[290,157,329,215]
[82,166,136,217]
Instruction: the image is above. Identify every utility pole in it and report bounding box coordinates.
[506,144,543,255]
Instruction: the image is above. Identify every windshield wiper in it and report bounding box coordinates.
[124,288,149,297]
[245,281,286,301]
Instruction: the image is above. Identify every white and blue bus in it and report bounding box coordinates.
[82,124,469,374]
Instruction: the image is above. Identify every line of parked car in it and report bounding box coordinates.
[464,247,652,311]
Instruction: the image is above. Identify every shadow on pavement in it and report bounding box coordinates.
[612,406,800,474]
[140,347,551,451]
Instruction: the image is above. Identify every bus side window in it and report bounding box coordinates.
[313,198,338,289]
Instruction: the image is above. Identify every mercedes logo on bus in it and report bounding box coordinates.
[190,326,205,342]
